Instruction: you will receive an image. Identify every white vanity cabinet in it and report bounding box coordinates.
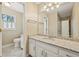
[45,50,59,57]
[59,48,79,57]
[29,38,36,57]
[29,38,58,57]
[36,46,44,57]
[36,46,58,57]
[29,38,79,57]
[36,40,59,57]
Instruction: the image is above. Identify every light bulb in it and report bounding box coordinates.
[48,3,52,6]
[56,5,60,8]
[46,8,49,12]
[54,2,58,4]
[43,5,47,9]
[51,7,54,10]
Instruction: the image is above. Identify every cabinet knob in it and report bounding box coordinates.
[66,54,71,57]
[44,50,47,57]
[41,50,43,55]
[41,50,47,57]
[33,46,35,50]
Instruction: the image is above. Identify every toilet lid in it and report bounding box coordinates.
[14,38,20,42]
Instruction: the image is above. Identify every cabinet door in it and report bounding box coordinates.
[46,50,58,57]
[59,48,79,57]
[36,40,58,54]
[36,46,58,57]
[36,46,44,57]
[36,41,59,57]
[29,39,36,57]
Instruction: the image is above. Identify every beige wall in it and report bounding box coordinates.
[47,10,58,36]
[23,3,47,56]
[23,2,47,56]
[24,3,48,36]
[26,3,39,35]
[25,3,46,35]
[2,5,23,45]
[38,12,46,34]
[72,3,79,38]
[23,3,39,55]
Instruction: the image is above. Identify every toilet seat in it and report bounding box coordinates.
[14,38,20,42]
[13,38,20,48]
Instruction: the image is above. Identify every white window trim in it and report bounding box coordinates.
[2,14,16,30]
[43,16,48,35]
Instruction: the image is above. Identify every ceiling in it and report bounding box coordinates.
[3,2,24,13]
[36,2,74,18]
[3,2,74,17]
[58,2,74,18]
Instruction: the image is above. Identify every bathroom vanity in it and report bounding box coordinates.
[29,35,79,57]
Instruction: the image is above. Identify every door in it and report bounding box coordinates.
[36,46,44,57]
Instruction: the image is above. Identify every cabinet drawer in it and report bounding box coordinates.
[36,40,59,54]
[46,50,59,57]
[59,48,79,57]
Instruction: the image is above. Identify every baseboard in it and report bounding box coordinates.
[2,43,14,48]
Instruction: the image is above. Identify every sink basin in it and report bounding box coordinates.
[41,37,49,39]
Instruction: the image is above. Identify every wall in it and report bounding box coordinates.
[72,3,79,38]
[26,3,39,35]
[23,3,39,56]
[38,12,47,34]
[2,5,23,45]
[47,10,58,36]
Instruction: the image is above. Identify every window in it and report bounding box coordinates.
[2,14,16,30]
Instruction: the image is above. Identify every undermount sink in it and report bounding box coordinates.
[41,36,55,40]
[37,35,57,40]
[41,37,49,39]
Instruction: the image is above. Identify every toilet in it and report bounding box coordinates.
[13,34,24,48]
[14,38,20,48]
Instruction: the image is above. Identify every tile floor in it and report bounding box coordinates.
[2,45,23,57]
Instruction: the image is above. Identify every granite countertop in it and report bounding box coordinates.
[29,34,79,53]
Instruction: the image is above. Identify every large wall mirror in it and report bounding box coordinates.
[58,16,72,38]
